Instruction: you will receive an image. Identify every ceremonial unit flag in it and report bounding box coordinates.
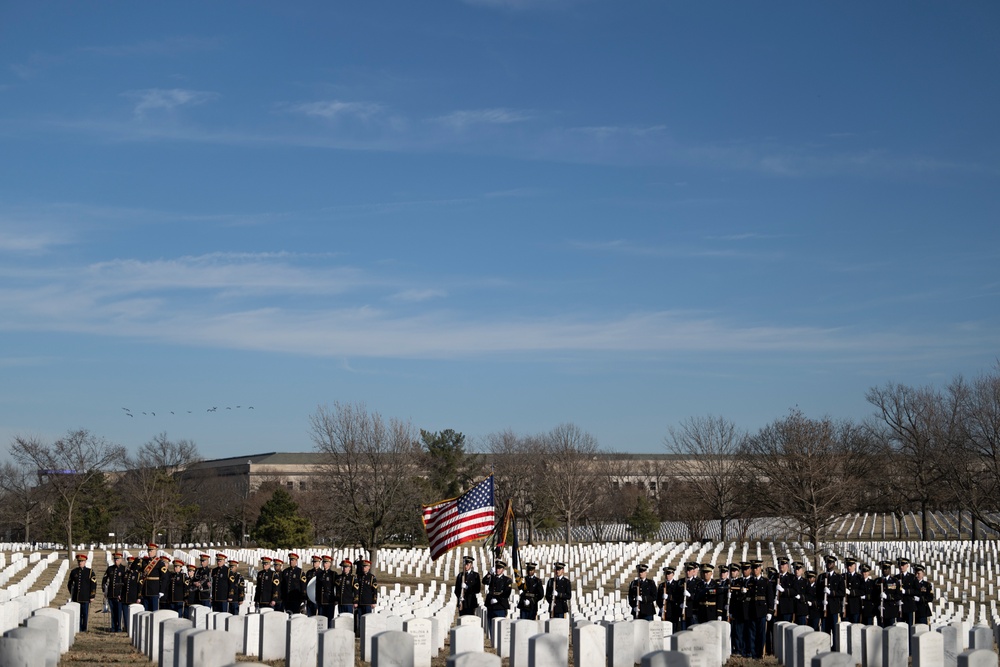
[422,475,495,560]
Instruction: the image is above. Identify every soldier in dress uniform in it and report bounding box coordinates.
[305,555,322,616]
[774,557,796,623]
[185,564,199,617]
[843,557,864,623]
[124,556,142,630]
[860,564,877,626]
[337,558,359,621]
[718,564,731,621]
[729,563,748,657]
[792,562,809,626]
[817,554,845,634]
[68,554,97,631]
[804,570,822,630]
[745,559,772,660]
[897,557,917,625]
[517,562,544,620]
[764,565,778,655]
[657,566,680,625]
[211,553,233,613]
[356,559,378,633]
[193,554,213,609]
[628,563,657,620]
[272,559,285,611]
[229,559,245,615]
[679,561,704,629]
[102,552,127,633]
[166,559,188,615]
[545,561,572,618]
[701,564,725,622]
[316,555,338,622]
[874,560,900,626]
[255,556,280,610]
[281,553,307,615]
[914,564,934,625]
[454,555,481,617]
[483,559,513,623]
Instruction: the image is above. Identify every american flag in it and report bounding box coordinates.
[422,475,495,560]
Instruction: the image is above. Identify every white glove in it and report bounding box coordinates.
[881,592,888,600]
[794,594,801,600]
[776,585,784,593]
[684,589,691,598]
[861,595,866,600]
[462,583,467,589]
[158,593,164,598]
[914,596,920,601]
[824,587,831,595]
[489,598,496,604]
[766,614,772,621]
[807,602,813,607]
[637,595,643,603]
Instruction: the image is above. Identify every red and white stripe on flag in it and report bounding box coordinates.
[422,475,495,560]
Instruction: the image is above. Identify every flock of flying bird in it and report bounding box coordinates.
[120,406,255,417]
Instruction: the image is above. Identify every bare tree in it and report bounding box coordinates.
[309,402,423,566]
[866,383,956,539]
[486,429,544,544]
[743,410,872,553]
[0,460,46,542]
[9,429,126,557]
[536,423,600,546]
[664,415,744,542]
[945,369,1000,535]
[117,433,200,545]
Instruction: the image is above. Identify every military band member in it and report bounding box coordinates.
[193,553,213,609]
[454,555,481,617]
[166,559,188,615]
[229,559,245,615]
[255,556,280,610]
[306,555,322,616]
[657,565,680,626]
[897,557,917,625]
[140,544,168,612]
[273,558,285,611]
[281,553,307,615]
[805,570,822,630]
[718,565,731,621]
[844,557,864,623]
[745,560,772,660]
[482,559,513,623]
[337,558,359,619]
[730,563,749,657]
[316,555,338,622]
[628,563,657,621]
[185,564,199,616]
[817,555,845,634]
[792,562,809,626]
[875,560,900,626]
[357,559,378,633]
[860,564,877,626]
[544,562,572,618]
[914,564,934,625]
[102,552,127,633]
[68,554,97,631]
[517,562,544,620]
[124,556,142,629]
[211,553,233,613]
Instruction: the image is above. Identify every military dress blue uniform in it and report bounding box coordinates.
[627,564,657,621]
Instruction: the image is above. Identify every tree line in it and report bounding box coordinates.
[1,366,998,562]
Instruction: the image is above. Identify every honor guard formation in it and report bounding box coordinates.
[94,544,377,635]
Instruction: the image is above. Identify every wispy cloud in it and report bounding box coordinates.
[432,108,533,130]
[569,239,783,261]
[0,230,74,254]
[388,289,448,302]
[285,100,385,121]
[124,88,219,117]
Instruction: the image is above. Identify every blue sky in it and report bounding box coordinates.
[1,1,998,460]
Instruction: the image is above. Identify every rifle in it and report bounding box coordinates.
[680,576,688,629]
[632,578,640,619]
[879,578,884,621]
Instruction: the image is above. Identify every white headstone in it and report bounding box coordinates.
[811,652,855,667]
[957,649,998,667]
[362,614,388,662]
[669,631,707,667]
[0,637,33,667]
[259,609,287,660]
[691,623,722,667]
[174,627,202,667]
[511,619,540,667]
[884,624,910,667]
[784,625,813,667]
[319,627,355,667]
[797,631,831,667]
[2,627,58,667]
[403,617,433,667]
[446,653,501,667]
[530,632,569,667]
[574,623,607,667]
[158,618,193,667]
[938,626,960,667]
[863,625,884,667]
[609,621,636,667]
[641,651,691,667]
[969,628,992,651]
[373,629,415,667]
[914,630,944,667]
[31,608,71,654]
[287,614,320,667]
[186,629,236,667]
[451,624,485,656]
[633,620,651,664]
[243,613,261,657]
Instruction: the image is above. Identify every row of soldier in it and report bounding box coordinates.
[80,543,378,635]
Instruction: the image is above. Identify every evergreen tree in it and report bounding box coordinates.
[627,495,661,541]
[251,488,312,548]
